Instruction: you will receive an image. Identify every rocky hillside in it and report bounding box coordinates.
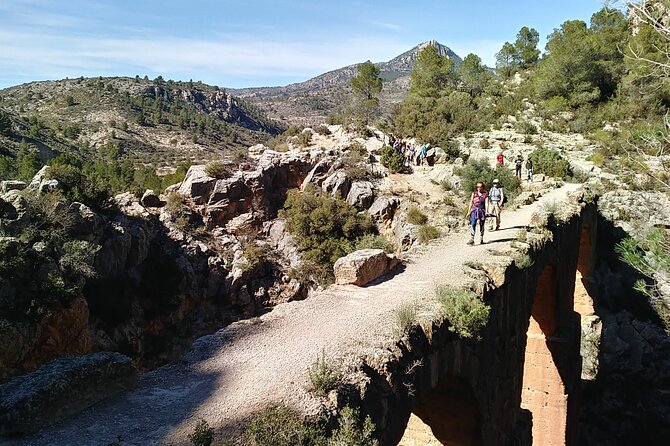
[231,40,462,126]
[0,77,283,169]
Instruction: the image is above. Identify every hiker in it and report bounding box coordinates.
[407,143,415,168]
[497,152,504,166]
[515,154,523,179]
[526,158,533,182]
[466,181,487,245]
[488,178,505,231]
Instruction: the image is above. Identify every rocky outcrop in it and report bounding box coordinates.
[322,170,351,199]
[333,249,399,286]
[0,190,29,235]
[178,165,217,205]
[200,150,317,228]
[368,196,401,225]
[0,352,136,435]
[346,181,375,210]
[0,181,26,193]
[141,189,163,208]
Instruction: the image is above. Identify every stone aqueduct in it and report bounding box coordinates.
[349,201,598,446]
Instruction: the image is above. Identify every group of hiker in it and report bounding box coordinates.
[389,135,435,167]
[498,152,534,182]
[388,135,537,246]
[466,153,534,246]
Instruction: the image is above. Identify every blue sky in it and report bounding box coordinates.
[0,0,611,89]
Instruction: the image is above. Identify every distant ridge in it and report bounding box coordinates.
[230,40,462,125]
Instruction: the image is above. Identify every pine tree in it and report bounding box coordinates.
[350,60,383,125]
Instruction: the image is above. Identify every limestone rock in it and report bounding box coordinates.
[28,166,50,191]
[67,202,103,240]
[113,192,149,218]
[301,157,336,190]
[0,190,30,235]
[0,180,26,193]
[334,248,399,286]
[393,214,419,250]
[177,165,217,205]
[141,189,164,208]
[248,144,268,157]
[0,352,136,435]
[368,196,401,224]
[346,181,375,210]
[322,170,351,199]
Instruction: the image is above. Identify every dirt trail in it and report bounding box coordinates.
[6,183,581,446]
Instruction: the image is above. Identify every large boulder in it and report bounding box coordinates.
[0,352,136,435]
[334,248,399,286]
[67,202,104,240]
[346,181,375,210]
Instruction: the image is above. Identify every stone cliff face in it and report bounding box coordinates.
[0,150,326,381]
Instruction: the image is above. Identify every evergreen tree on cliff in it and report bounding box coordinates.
[350,60,383,125]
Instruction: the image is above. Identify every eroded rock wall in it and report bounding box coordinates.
[339,201,598,445]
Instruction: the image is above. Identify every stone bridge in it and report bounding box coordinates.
[367,195,598,446]
[5,184,600,446]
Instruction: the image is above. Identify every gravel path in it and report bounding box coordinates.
[6,183,581,446]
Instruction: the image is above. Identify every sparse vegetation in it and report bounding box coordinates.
[204,160,234,179]
[243,405,377,446]
[307,349,342,396]
[280,187,376,284]
[188,419,214,446]
[393,302,418,337]
[418,224,440,243]
[514,254,534,269]
[406,206,428,225]
[436,285,490,339]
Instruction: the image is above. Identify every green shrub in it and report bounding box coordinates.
[328,406,378,446]
[418,224,440,243]
[204,160,233,179]
[515,120,538,135]
[528,147,571,179]
[342,150,368,181]
[245,406,325,446]
[479,137,490,149]
[280,187,376,284]
[393,302,417,337]
[457,157,521,199]
[379,145,404,173]
[587,151,606,167]
[514,254,534,269]
[354,234,396,253]
[406,206,428,225]
[241,241,265,272]
[436,285,490,339]
[188,419,213,446]
[308,349,342,396]
[296,131,312,147]
[59,240,101,279]
[315,125,331,136]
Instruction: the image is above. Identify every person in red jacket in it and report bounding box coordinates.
[496,152,504,166]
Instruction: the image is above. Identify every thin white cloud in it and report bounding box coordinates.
[366,20,402,31]
[0,28,410,87]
